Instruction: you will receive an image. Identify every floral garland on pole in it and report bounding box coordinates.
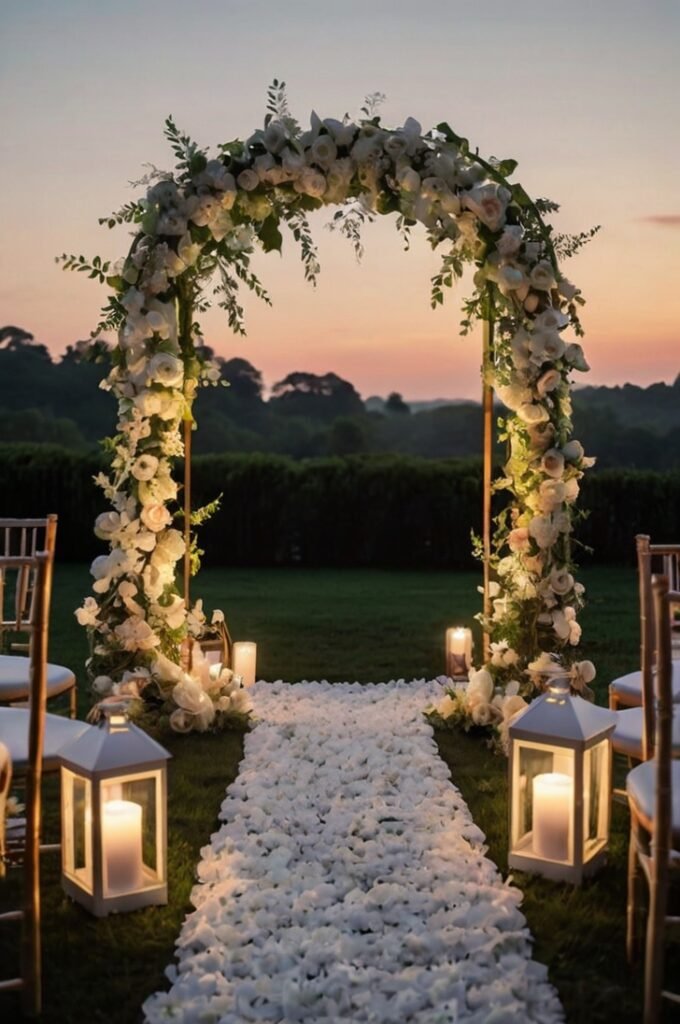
[63,83,598,735]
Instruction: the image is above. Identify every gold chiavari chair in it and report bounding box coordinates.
[0,517,77,717]
[626,574,680,1023]
[0,552,51,1017]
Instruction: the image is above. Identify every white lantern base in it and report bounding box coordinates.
[508,837,608,885]
[62,872,167,917]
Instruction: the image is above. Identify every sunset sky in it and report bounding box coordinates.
[1,0,678,400]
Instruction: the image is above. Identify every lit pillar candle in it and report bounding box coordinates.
[532,772,573,861]
[232,641,257,688]
[102,799,143,894]
[445,627,472,677]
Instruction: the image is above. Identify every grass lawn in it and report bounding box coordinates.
[2,563,677,1022]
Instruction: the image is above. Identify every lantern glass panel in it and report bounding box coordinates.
[101,771,160,898]
[513,741,575,862]
[62,768,93,894]
[584,739,609,856]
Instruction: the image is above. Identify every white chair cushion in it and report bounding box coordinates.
[0,708,90,772]
[613,706,680,760]
[609,660,680,708]
[626,759,680,841]
[0,655,76,703]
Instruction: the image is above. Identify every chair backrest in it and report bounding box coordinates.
[636,536,680,758]
[651,575,676,878]
[0,517,57,649]
[0,551,53,1016]
[636,535,655,759]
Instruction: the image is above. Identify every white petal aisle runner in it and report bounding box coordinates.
[143,680,564,1024]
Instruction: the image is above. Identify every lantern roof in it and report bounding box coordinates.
[59,713,171,773]
[509,692,617,747]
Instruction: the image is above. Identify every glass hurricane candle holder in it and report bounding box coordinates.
[508,675,616,884]
[59,710,171,916]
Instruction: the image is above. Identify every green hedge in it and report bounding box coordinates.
[1,445,678,567]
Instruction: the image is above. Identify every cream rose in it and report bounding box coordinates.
[517,403,550,425]
[529,261,557,291]
[536,369,561,396]
[147,353,183,389]
[140,502,172,533]
[508,527,531,553]
[131,454,159,482]
[550,567,575,595]
[529,515,558,549]
[94,510,122,539]
[541,449,565,479]
[538,479,566,513]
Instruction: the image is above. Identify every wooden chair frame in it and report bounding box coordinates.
[0,516,75,718]
[0,552,52,1018]
[627,575,680,1023]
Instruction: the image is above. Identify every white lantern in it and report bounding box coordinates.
[445,627,473,678]
[59,711,171,916]
[508,676,616,884]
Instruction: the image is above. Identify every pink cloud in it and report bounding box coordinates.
[639,214,680,227]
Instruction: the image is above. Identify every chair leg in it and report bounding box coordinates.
[609,690,620,712]
[69,682,77,720]
[643,854,668,1024]
[627,819,644,964]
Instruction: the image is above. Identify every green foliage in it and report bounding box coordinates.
[56,252,111,282]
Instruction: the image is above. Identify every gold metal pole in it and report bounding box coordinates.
[183,416,192,611]
[482,315,495,664]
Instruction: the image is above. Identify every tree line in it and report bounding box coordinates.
[1,326,680,468]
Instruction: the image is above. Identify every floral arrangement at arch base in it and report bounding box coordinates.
[65,82,598,734]
[427,651,597,753]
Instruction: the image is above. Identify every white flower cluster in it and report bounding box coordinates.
[87,644,252,734]
[75,94,595,712]
[143,680,563,1023]
[433,667,528,752]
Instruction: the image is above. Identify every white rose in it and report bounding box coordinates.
[131,453,159,482]
[133,392,163,417]
[75,596,100,627]
[496,378,533,412]
[510,328,532,369]
[310,134,337,168]
[564,477,580,503]
[564,342,590,371]
[562,439,584,462]
[508,527,531,553]
[552,610,571,640]
[541,448,565,478]
[536,369,561,396]
[550,567,575,595]
[467,668,494,703]
[93,675,113,696]
[529,261,557,291]
[152,595,185,631]
[497,264,527,293]
[237,169,260,192]
[527,420,555,451]
[114,616,160,652]
[147,353,183,388]
[396,166,421,193]
[517,403,550,425]
[529,515,558,549]
[140,502,172,533]
[153,528,185,563]
[496,226,523,256]
[263,121,288,153]
[538,479,566,513]
[94,510,122,540]
[534,307,569,333]
[121,288,145,315]
[463,183,510,232]
[281,148,305,176]
[558,278,578,301]
[177,232,201,268]
[529,330,566,365]
[294,167,327,198]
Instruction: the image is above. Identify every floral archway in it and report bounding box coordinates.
[67,83,597,731]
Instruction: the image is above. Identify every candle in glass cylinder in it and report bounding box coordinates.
[532,772,573,861]
[445,627,473,677]
[232,642,257,688]
[102,799,143,894]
